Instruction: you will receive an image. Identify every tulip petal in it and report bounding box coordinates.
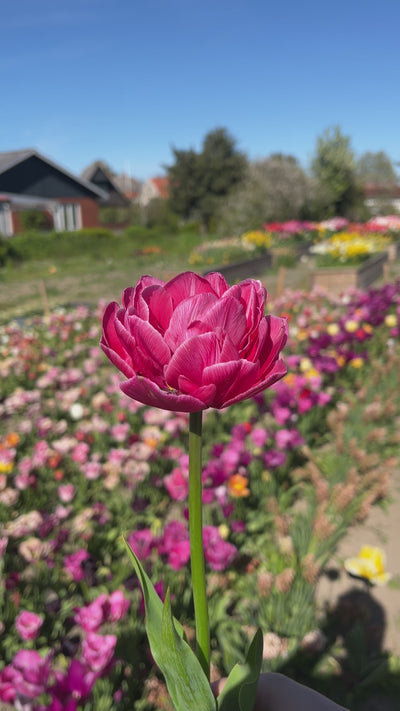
[141,285,174,333]
[165,271,216,305]
[203,271,229,297]
[121,376,208,412]
[101,303,134,378]
[195,297,247,349]
[165,333,219,388]
[118,314,171,371]
[164,293,217,351]
[201,361,242,407]
[176,376,217,406]
[222,359,287,407]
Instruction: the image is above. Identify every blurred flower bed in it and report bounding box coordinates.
[1,282,400,708]
[310,231,392,267]
[189,217,400,270]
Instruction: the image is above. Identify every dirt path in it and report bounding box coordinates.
[316,465,400,656]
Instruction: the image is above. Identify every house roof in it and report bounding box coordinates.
[81,161,130,206]
[0,149,108,200]
[364,182,400,198]
[150,176,169,198]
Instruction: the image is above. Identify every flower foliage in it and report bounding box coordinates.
[0,278,400,708]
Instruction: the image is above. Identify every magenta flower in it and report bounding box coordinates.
[11,649,52,700]
[15,610,43,640]
[108,590,130,622]
[101,272,287,412]
[203,526,237,571]
[74,595,108,633]
[164,466,189,501]
[127,528,155,561]
[81,632,117,672]
[64,549,90,582]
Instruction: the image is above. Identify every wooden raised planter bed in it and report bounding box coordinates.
[203,252,272,283]
[312,252,388,296]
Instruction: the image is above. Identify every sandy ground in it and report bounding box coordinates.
[317,465,400,657]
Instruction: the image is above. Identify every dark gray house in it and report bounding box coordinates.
[0,149,107,236]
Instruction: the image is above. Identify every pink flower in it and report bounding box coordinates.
[64,549,90,582]
[203,526,237,571]
[127,528,155,560]
[0,665,18,703]
[74,594,108,632]
[15,610,43,640]
[164,466,189,501]
[81,632,117,672]
[58,483,75,503]
[11,649,52,699]
[108,590,130,622]
[101,272,287,412]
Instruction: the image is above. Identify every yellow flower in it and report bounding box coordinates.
[299,357,313,373]
[344,545,391,585]
[344,319,358,333]
[296,329,308,341]
[218,523,230,540]
[326,323,339,336]
[350,357,364,368]
[228,473,250,498]
[385,314,397,328]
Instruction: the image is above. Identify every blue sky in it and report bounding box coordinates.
[2,0,400,180]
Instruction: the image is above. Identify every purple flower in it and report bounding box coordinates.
[263,449,287,468]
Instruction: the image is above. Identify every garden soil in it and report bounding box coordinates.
[316,464,400,656]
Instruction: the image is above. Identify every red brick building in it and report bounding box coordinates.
[0,149,107,236]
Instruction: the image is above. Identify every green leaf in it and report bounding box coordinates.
[217,628,263,711]
[124,538,216,711]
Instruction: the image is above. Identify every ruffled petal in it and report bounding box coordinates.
[141,284,174,333]
[164,271,217,306]
[164,293,217,351]
[195,296,247,349]
[164,332,219,389]
[203,271,229,297]
[121,376,208,412]
[201,361,242,407]
[221,359,287,407]
[101,303,134,378]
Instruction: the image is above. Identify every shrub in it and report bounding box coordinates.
[19,209,52,232]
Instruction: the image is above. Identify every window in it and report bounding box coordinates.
[53,203,82,232]
[0,203,12,236]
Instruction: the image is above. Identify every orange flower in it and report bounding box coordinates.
[228,473,250,498]
[5,432,20,447]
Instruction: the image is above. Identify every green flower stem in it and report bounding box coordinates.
[188,410,210,679]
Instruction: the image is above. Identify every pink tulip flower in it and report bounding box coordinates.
[101,272,287,412]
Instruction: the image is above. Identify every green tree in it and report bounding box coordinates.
[311,126,364,218]
[356,150,398,186]
[167,128,247,232]
[217,154,312,234]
